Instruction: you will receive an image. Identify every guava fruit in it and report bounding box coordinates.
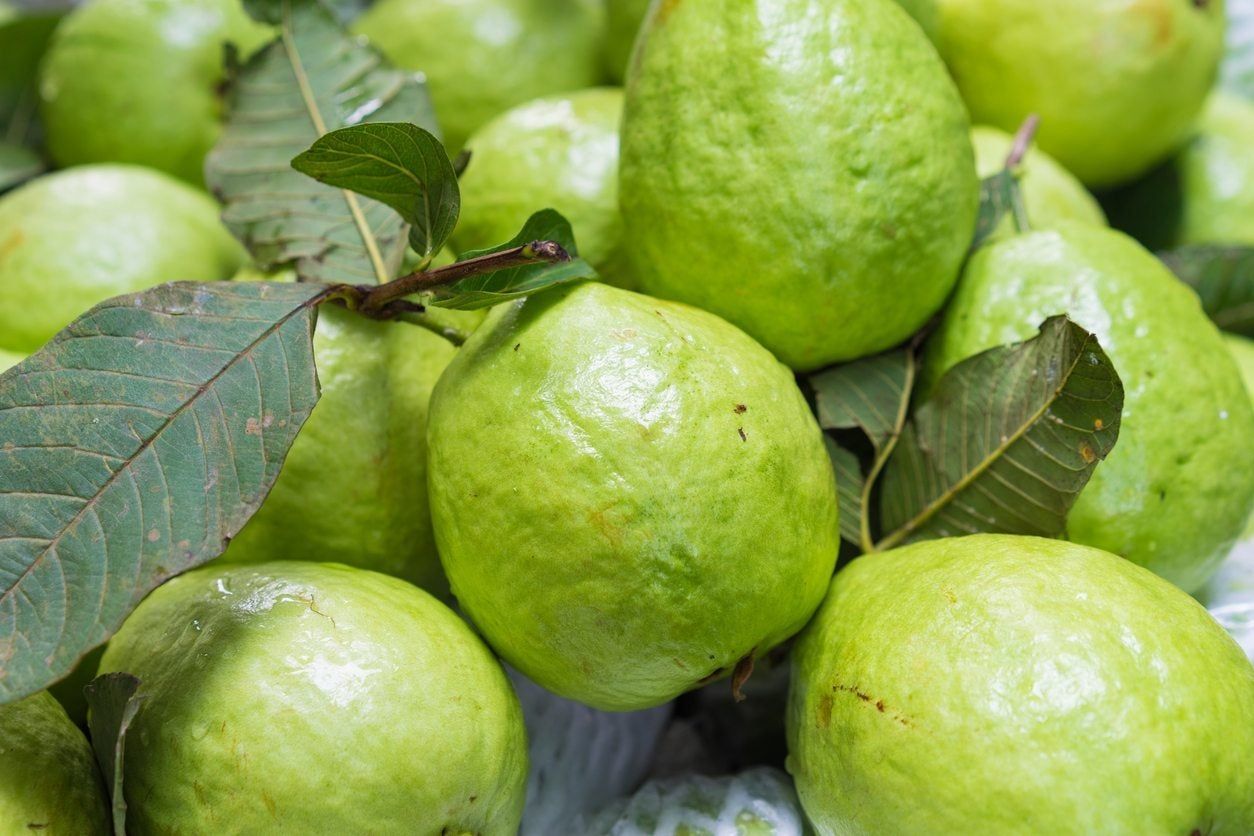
[39,0,271,185]
[893,0,939,41]
[509,667,670,834]
[933,0,1226,188]
[354,0,604,153]
[0,164,246,354]
[97,561,528,834]
[787,534,1254,834]
[221,304,457,594]
[581,767,808,836]
[619,0,978,370]
[971,125,1105,238]
[0,691,110,834]
[1230,333,1254,398]
[456,88,635,290]
[926,223,1254,592]
[603,0,650,82]
[1104,92,1254,249]
[427,281,839,710]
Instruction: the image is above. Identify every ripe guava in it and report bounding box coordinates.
[971,125,1105,238]
[97,561,528,833]
[1104,92,1254,249]
[455,88,635,290]
[354,0,604,153]
[787,534,1254,833]
[39,0,271,185]
[427,282,839,710]
[619,0,978,370]
[0,164,246,353]
[933,0,1226,188]
[221,305,458,594]
[926,223,1254,592]
[0,692,109,834]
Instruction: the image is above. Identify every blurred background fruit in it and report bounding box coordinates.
[788,535,1254,833]
[98,562,528,834]
[0,164,246,354]
[354,0,604,153]
[619,0,978,370]
[932,0,1226,188]
[39,0,271,185]
[455,87,635,289]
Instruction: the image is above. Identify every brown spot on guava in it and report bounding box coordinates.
[731,651,755,702]
[733,404,747,414]
[817,694,833,728]
[737,427,747,442]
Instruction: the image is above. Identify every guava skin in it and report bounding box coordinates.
[222,306,457,595]
[1228,335,1254,538]
[354,0,604,154]
[934,0,1226,188]
[926,223,1254,593]
[39,0,271,185]
[427,282,839,711]
[619,0,978,371]
[98,562,528,834]
[971,125,1106,238]
[1104,92,1254,250]
[455,88,636,291]
[0,692,110,835]
[787,535,1254,835]
[0,164,247,354]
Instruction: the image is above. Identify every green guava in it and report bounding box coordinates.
[220,304,457,594]
[971,125,1106,238]
[0,692,109,834]
[1230,334,1254,538]
[39,0,271,185]
[619,0,978,370]
[933,0,1226,188]
[787,534,1254,834]
[926,223,1254,592]
[427,281,839,711]
[354,0,604,153]
[1104,92,1254,249]
[893,0,939,41]
[456,88,635,290]
[603,0,650,82]
[97,561,528,833]
[0,164,246,354]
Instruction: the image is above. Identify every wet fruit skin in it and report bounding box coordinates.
[98,561,528,835]
[427,282,839,711]
[619,0,978,371]
[933,0,1227,188]
[39,0,271,185]
[926,223,1254,593]
[455,87,636,290]
[0,164,246,354]
[0,692,110,835]
[788,534,1254,835]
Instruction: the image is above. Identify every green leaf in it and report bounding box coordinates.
[0,8,62,149]
[809,348,915,551]
[0,281,329,704]
[85,673,145,835]
[292,122,459,261]
[0,142,43,193]
[877,316,1123,550]
[426,209,599,310]
[1222,0,1254,100]
[206,0,439,285]
[1159,245,1254,337]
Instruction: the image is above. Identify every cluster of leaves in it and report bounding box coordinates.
[0,0,595,720]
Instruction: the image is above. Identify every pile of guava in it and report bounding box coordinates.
[1,0,1252,833]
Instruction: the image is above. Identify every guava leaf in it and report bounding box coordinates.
[0,142,43,193]
[292,123,459,261]
[809,349,915,550]
[0,281,329,704]
[243,0,366,25]
[877,316,1123,550]
[1160,245,1254,337]
[0,7,62,152]
[85,673,145,835]
[1222,0,1254,100]
[970,168,1021,250]
[427,210,598,310]
[206,0,438,285]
